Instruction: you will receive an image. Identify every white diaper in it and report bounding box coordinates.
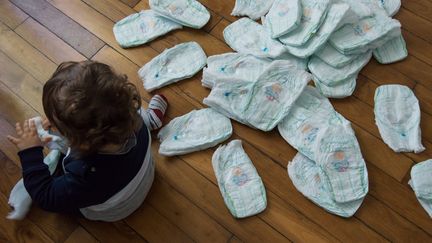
[204,61,310,131]
[373,34,408,64]
[278,86,369,203]
[264,0,302,38]
[278,0,330,47]
[329,12,401,55]
[409,159,432,218]
[139,42,207,91]
[158,108,232,156]
[212,140,267,218]
[314,44,359,68]
[113,10,182,48]
[284,3,350,58]
[231,0,274,20]
[308,52,371,87]
[149,0,210,29]
[223,18,286,58]
[288,153,365,217]
[313,74,357,99]
[374,85,425,153]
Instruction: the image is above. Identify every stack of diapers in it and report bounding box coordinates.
[202,52,307,89]
[231,0,274,20]
[149,0,210,29]
[264,0,302,38]
[212,140,267,218]
[409,159,432,218]
[8,116,63,220]
[279,86,369,217]
[138,42,207,91]
[279,0,330,47]
[374,85,425,153]
[283,3,350,58]
[113,0,210,47]
[329,11,401,55]
[223,18,287,58]
[113,10,182,48]
[204,61,311,131]
[314,44,359,68]
[308,52,372,98]
[157,108,232,156]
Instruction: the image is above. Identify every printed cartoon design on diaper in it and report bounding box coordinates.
[353,22,372,36]
[302,124,319,143]
[301,8,312,22]
[231,167,249,186]
[265,83,282,102]
[168,2,185,15]
[332,151,350,172]
[278,5,290,16]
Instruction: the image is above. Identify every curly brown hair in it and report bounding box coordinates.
[42,61,142,155]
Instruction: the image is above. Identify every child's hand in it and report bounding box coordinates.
[7,120,52,151]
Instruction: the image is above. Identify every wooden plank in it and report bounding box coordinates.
[396,8,432,43]
[64,227,99,243]
[82,0,136,23]
[0,0,28,29]
[0,82,39,126]
[0,191,54,243]
[0,116,20,164]
[356,195,431,242]
[78,219,147,243]
[0,22,57,83]
[15,18,86,64]
[229,236,244,243]
[145,178,232,243]
[0,51,45,114]
[415,84,432,115]
[402,0,432,24]
[10,0,104,58]
[403,30,432,67]
[49,0,159,66]
[120,0,140,8]
[209,18,229,42]
[126,203,194,243]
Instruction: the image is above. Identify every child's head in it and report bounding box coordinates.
[43,61,142,155]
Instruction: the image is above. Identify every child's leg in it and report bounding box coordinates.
[141,94,168,131]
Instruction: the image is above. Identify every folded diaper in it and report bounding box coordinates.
[378,0,401,16]
[113,10,182,48]
[202,53,272,89]
[8,150,61,220]
[202,52,308,89]
[308,52,371,87]
[157,108,232,156]
[285,3,349,58]
[149,0,210,29]
[279,86,369,203]
[264,0,302,38]
[313,74,357,98]
[231,0,274,20]
[374,85,425,153]
[409,159,432,217]
[279,0,330,47]
[329,13,401,55]
[373,34,407,64]
[212,140,267,218]
[204,61,310,131]
[224,18,286,58]
[288,153,365,217]
[339,0,375,19]
[314,44,359,68]
[139,42,207,91]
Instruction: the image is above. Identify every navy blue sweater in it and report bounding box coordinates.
[18,124,150,214]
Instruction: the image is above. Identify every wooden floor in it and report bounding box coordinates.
[0,0,431,242]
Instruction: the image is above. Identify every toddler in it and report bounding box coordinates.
[7,61,168,221]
